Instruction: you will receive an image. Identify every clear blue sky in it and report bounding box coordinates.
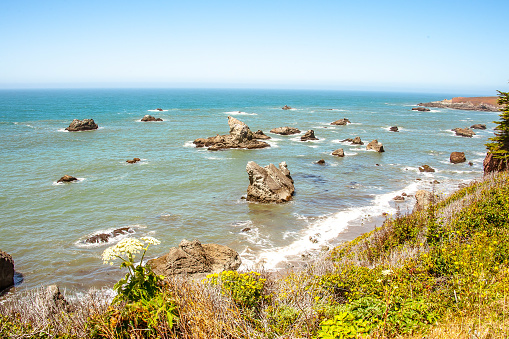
[1,0,508,94]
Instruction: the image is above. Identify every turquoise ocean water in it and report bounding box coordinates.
[0,89,498,291]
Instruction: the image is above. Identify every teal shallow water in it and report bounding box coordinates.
[0,89,498,291]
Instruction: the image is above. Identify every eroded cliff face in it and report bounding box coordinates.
[484,152,508,175]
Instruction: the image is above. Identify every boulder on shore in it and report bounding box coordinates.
[301,130,318,141]
[419,165,435,172]
[147,239,241,278]
[452,128,475,138]
[141,115,163,122]
[57,175,78,183]
[332,148,345,157]
[470,124,487,130]
[270,126,301,135]
[331,118,351,126]
[450,152,466,164]
[0,250,14,291]
[65,119,98,131]
[246,161,295,203]
[193,116,270,151]
[366,139,385,152]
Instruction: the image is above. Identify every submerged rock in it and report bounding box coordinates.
[452,127,475,138]
[316,159,326,165]
[246,161,295,203]
[65,119,98,131]
[85,227,133,244]
[450,152,466,164]
[389,126,399,132]
[412,107,430,111]
[141,115,163,122]
[282,105,292,110]
[366,139,385,152]
[419,165,435,172]
[330,118,351,125]
[147,239,241,277]
[57,175,78,183]
[0,250,14,292]
[270,126,301,135]
[193,116,270,151]
[470,124,487,130]
[126,158,141,164]
[301,130,318,141]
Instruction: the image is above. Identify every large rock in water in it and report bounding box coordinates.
[141,115,163,122]
[483,152,508,174]
[301,130,318,141]
[0,250,14,291]
[57,175,78,183]
[193,116,269,151]
[332,148,345,157]
[65,119,98,131]
[270,126,301,135]
[331,118,351,125]
[452,128,475,138]
[366,140,384,152]
[450,152,466,164]
[246,161,295,203]
[147,239,241,277]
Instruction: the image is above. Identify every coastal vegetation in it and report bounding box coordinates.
[2,170,509,338]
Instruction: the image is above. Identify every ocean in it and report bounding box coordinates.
[0,88,498,292]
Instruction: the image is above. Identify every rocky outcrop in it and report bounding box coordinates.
[331,118,351,126]
[452,128,475,138]
[301,130,318,141]
[0,250,14,291]
[366,140,384,152]
[270,126,301,135]
[342,137,363,145]
[85,227,134,244]
[418,97,500,112]
[147,239,241,277]
[126,158,141,164]
[412,107,430,112]
[470,124,487,130]
[316,159,325,165]
[57,175,78,183]
[45,285,71,313]
[413,190,436,211]
[65,119,98,131]
[193,117,270,151]
[332,148,345,157]
[246,161,295,203]
[483,152,508,174]
[389,126,399,132]
[282,105,292,110]
[450,152,466,164]
[141,115,163,122]
[419,165,435,172]
[253,130,271,140]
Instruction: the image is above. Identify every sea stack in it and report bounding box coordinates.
[246,161,295,203]
[65,119,98,131]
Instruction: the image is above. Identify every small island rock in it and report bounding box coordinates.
[57,175,78,183]
[389,126,399,132]
[301,130,318,141]
[450,152,466,164]
[332,148,345,157]
[282,105,292,110]
[65,119,98,132]
[316,159,326,165]
[470,124,487,130]
[366,139,385,152]
[452,128,475,138]
[270,126,301,135]
[141,115,163,122]
[246,161,295,203]
[331,118,351,126]
[412,107,430,112]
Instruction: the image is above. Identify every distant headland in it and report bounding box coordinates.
[418,96,500,112]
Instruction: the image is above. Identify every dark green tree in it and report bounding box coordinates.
[486,90,509,159]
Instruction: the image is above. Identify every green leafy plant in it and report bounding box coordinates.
[315,311,371,339]
[102,236,164,303]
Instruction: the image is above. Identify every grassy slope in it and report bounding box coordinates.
[1,172,509,338]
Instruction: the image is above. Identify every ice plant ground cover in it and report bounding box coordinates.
[1,172,509,338]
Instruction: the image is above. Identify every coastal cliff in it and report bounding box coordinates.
[418,96,500,112]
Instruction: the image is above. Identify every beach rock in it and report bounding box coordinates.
[413,190,436,211]
[0,250,14,291]
[141,115,163,122]
[483,152,508,174]
[85,227,133,244]
[301,130,318,141]
[450,152,466,164]
[316,159,325,165]
[270,126,301,135]
[332,148,345,157]
[470,124,487,130]
[452,128,475,138]
[46,285,70,313]
[282,105,292,110]
[65,119,98,131]
[366,140,384,152]
[57,175,78,183]
[147,239,241,277]
[253,130,271,140]
[193,117,269,151]
[389,126,399,132]
[331,118,351,126]
[246,161,295,203]
[419,165,435,172]
[412,107,430,111]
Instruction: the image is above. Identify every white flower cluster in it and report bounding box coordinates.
[140,236,161,245]
[102,237,144,265]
